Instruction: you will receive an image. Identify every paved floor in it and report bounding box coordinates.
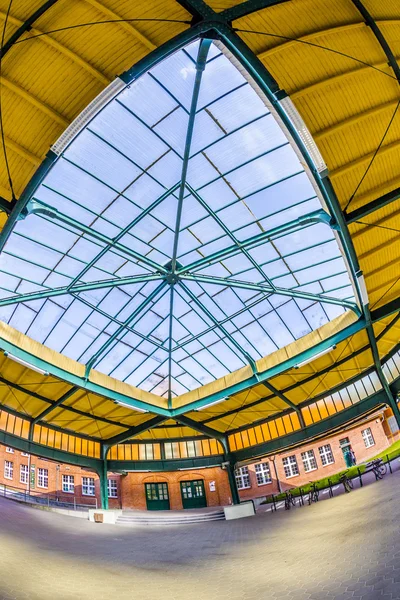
[0,470,400,600]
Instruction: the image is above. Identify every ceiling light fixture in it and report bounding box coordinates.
[294,345,336,369]
[197,398,226,411]
[114,400,148,413]
[3,351,49,376]
[356,272,369,306]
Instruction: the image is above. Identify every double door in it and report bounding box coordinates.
[145,482,170,510]
[180,479,207,509]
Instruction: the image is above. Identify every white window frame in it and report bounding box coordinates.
[362,427,375,448]
[37,468,48,489]
[254,462,272,486]
[282,455,299,479]
[5,447,14,454]
[82,477,95,496]
[21,452,29,457]
[20,464,29,485]
[235,466,251,489]
[318,444,335,466]
[108,478,118,498]
[301,450,318,473]
[62,474,75,494]
[4,460,13,480]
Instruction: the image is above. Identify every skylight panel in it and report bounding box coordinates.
[0,39,359,401]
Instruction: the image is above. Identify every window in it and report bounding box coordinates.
[235,466,250,489]
[387,416,399,435]
[254,462,272,486]
[282,455,299,478]
[108,479,118,498]
[5,447,14,454]
[362,428,375,448]
[82,477,95,496]
[301,450,318,473]
[20,464,29,484]
[319,444,334,466]
[4,461,13,480]
[21,452,29,457]
[62,475,74,494]
[37,468,48,489]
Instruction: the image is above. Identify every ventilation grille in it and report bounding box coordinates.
[51,77,126,155]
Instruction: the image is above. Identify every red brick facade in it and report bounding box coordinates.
[237,412,391,500]
[0,412,393,510]
[120,467,232,510]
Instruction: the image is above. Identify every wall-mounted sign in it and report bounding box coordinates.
[209,481,216,492]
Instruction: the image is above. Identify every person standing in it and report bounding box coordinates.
[350,448,357,466]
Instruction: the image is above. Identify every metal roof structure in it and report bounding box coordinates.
[0,0,400,478]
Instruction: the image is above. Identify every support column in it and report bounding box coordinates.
[99,444,109,510]
[387,389,400,429]
[226,456,240,505]
[221,435,240,505]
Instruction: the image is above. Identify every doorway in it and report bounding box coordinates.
[145,482,170,510]
[180,479,207,509]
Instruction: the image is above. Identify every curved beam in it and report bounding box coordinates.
[257,22,366,61]
[84,0,156,51]
[0,0,59,58]
[1,76,68,127]
[222,0,290,22]
[314,99,398,142]
[346,186,400,223]
[351,1,400,82]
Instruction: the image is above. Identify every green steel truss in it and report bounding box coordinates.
[0,6,398,466]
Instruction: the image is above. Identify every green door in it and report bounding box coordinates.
[145,482,170,511]
[180,480,207,509]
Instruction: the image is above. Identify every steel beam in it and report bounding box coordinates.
[351,0,400,83]
[0,273,164,308]
[171,40,211,273]
[181,273,359,314]
[221,0,290,23]
[262,381,305,428]
[104,415,168,448]
[85,281,168,375]
[175,415,227,444]
[177,209,334,273]
[371,297,400,322]
[0,197,13,214]
[0,0,60,58]
[30,387,78,431]
[171,315,366,415]
[108,455,225,472]
[28,200,166,274]
[67,183,180,291]
[180,281,258,371]
[345,187,400,223]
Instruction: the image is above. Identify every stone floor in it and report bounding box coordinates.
[0,469,399,600]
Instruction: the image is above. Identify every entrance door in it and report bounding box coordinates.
[145,482,170,511]
[180,480,207,509]
[339,437,351,457]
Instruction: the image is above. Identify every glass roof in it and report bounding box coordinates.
[0,39,356,399]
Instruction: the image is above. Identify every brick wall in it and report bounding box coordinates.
[237,413,391,500]
[120,467,232,510]
[0,411,394,511]
[0,446,122,509]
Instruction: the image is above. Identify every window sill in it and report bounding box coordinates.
[256,482,272,487]
[37,485,48,489]
[62,490,74,494]
[237,486,251,490]
[4,476,13,480]
[304,468,318,473]
[285,474,300,479]
[82,493,95,497]
[322,462,335,467]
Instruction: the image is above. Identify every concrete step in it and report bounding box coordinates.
[116,509,225,526]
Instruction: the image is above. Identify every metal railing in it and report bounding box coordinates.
[0,483,98,510]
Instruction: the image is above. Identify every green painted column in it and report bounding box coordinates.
[99,445,109,510]
[226,457,240,506]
